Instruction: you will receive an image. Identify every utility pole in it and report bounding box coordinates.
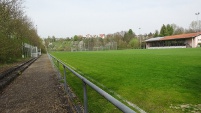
[139,28,141,49]
[36,25,38,33]
[195,12,200,48]
[195,12,200,33]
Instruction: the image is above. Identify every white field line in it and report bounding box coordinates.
[62,61,146,113]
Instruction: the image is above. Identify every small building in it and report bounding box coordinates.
[22,43,41,58]
[22,43,33,58]
[86,34,92,38]
[31,47,38,57]
[145,32,201,49]
[99,34,105,38]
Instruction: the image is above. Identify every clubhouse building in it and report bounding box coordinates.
[145,32,201,49]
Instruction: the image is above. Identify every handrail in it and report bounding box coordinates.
[49,54,136,113]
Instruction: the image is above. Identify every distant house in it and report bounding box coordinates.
[99,34,105,38]
[86,34,93,38]
[145,32,201,49]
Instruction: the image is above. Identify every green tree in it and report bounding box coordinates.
[148,32,153,38]
[0,0,45,63]
[154,30,159,37]
[118,40,127,49]
[73,35,78,41]
[166,24,173,35]
[52,36,56,42]
[159,24,167,36]
[123,29,135,43]
[159,24,174,36]
[129,38,139,49]
[113,32,124,49]
[128,29,134,35]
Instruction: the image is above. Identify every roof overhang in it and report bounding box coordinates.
[145,32,201,42]
[145,37,163,42]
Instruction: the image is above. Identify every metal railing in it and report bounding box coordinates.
[49,54,136,113]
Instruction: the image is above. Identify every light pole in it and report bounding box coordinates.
[139,28,141,49]
[195,12,200,32]
[36,25,38,33]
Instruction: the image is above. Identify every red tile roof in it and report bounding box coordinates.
[161,32,201,40]
[99,34,105,38]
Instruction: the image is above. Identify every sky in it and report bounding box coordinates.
[24,0,201,38]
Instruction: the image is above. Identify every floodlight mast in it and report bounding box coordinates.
[195,12,200,33]
[139,28,141,49]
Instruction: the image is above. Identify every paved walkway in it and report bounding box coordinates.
[0,54,73,113]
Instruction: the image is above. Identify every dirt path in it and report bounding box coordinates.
[0,54,73,113]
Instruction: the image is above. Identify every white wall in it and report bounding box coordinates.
[196,35,201,47]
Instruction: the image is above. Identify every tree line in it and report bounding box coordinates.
[154,21,201,37]
[46,20,200,51]
[0,0,45,63]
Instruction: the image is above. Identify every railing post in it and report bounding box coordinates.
[83,81,88,113]
[48,54,136,113]
[52,57,55,63]
[57,60,59,68]
[63,65,67,92]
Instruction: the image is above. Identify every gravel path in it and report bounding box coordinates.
[0,54,73,113]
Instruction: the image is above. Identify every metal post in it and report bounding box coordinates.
[63,65,67,92]
[195,12,200,32]
[48,54,136,113]
[139,28,141,49]
[83,81,88,113]
[57,60,59,69]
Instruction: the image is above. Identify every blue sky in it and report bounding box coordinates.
[24,0,201,38]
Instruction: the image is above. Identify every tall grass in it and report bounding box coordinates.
[51,48,201,113]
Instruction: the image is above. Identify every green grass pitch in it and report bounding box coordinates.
[51,48,201,113]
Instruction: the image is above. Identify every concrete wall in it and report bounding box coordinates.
[195,35,201,47]
[147,46,186,49]
[185,38,192,47]
[146,42,151,49]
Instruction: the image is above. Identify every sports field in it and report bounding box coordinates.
[51,48,201,113]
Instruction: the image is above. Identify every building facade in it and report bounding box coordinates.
[145,32,201,49]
